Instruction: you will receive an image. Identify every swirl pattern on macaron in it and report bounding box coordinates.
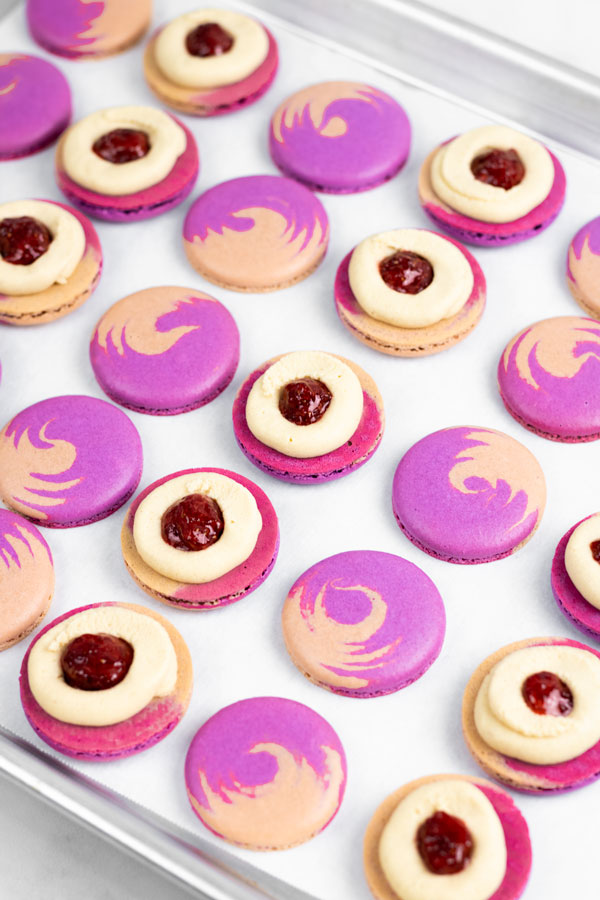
[185,697,347,849]
[0,54,71,159]
[26,0,151,58]
[567,217,600,318]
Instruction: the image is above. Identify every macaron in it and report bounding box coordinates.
[364,773,531,900]
[463,637,600,792]
[183,175,329,291]
[56,105,199,222]
[232,350,384,483]
[0,199,102,326]
[26,0,151,59]
[418,124,566,246]
[0,395,143,527]
[334,228,486,356]
[90,286,240,415]
[551,513,600,641]
[0,509,54,651]
[567,215,600,318]
[121,468,279,610]
[185,696,347,849]
[282,550,445,697]
[269,81,410,193]
[144,9,278,116]
[0,54,71,160]
[498,316,600,442]
[20,602,192,760]
[392,426,546,563]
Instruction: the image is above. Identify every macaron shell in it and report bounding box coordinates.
[233,354,384,483]
[26,0,151,59]
[551,517,600,640]
[269,81,410,193]
[144,27,279,116]
[567,216,600,319]
[121,468,279,609]
[334,235,486,356]
[90,286,240,415]
[418,142,566,246]
[184,696,347,849]
[0,509,54,651]
[498,316,600,442]
[282,550,445,697]
[0,201,102,326]
[392,426,546,563]
[19,602,192,760]
[0,54,71,159]
[55,116,199,222]
[462,636,600,792]
[182,175,329,291]
[0,394,143,527]
[363,774,531,900]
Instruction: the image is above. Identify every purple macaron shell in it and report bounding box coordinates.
[283,550,445,697]
[125,468,279,608]
[56,116,198,222]
[477,782,532,900]
[185,697,346,846]
[0,395,142,527]
[567,216,600,314]
[19,603,186,760]
[0,54,71,159]
[269,81,410,193]
[392,426,546,563]
[498,316,600,442]
[552,517,600,640]
[27,0,104,57]
[232,362,383,483]
[422,148,566,247]
[90,287,240,415]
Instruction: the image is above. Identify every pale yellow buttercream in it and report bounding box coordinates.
[564,514,600,610]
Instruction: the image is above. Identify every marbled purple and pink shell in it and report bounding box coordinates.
[567,216,600,318]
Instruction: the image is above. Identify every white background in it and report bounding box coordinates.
[1,1,600,898]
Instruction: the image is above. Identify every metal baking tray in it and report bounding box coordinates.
[1,1,600,898]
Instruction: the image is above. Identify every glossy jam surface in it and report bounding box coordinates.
[93,128,151,164]
[379,250,434,294]
[61,633,134,691]
[161,493,224,551]
[185,22,234,57]
[416,810,474,875]
[470,148,525,190]
[590,540,600,563]
[279,378,333,426]
[522,670,574,716]
[0,216,52,265]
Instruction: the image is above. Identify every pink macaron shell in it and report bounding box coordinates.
[567,216,600,318]
[419,143,566,247]
[0,395,142,527]
[185,696,347,849]
[0,54,71,159]
[551,517,600,640]
[19,602,190,760]
[55,116,199,222]
[269,81,410,193]
[90,287,240,415]
[282,551,445,697]
[232,361,384,484]
[26,0,151,59]
[392,426,546,563]
[123,468,279,609]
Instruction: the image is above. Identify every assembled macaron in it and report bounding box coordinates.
[26,0,151,59]
[418,124,565,246]
[144,8,278,116]
[552,513,600,641]
[269,81,410,193]
[567,215,600,318]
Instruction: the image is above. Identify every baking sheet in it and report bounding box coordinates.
[1,1,600,898]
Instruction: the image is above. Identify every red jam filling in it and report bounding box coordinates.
[590,540,600,562]
[416,811,474,875]
[185,22,234,57]
[522,671,574,716]
[0,216,52,265]
[470,148,525,189]
[61,633,134,691]
[161,493,224,551]
[279,377,333,426]
[379,250,434,294]
[92,128,151,164]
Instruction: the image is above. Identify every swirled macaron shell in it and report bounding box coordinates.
[567,216,600,319]
[0,54,71,159]
[26,0,151,59]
